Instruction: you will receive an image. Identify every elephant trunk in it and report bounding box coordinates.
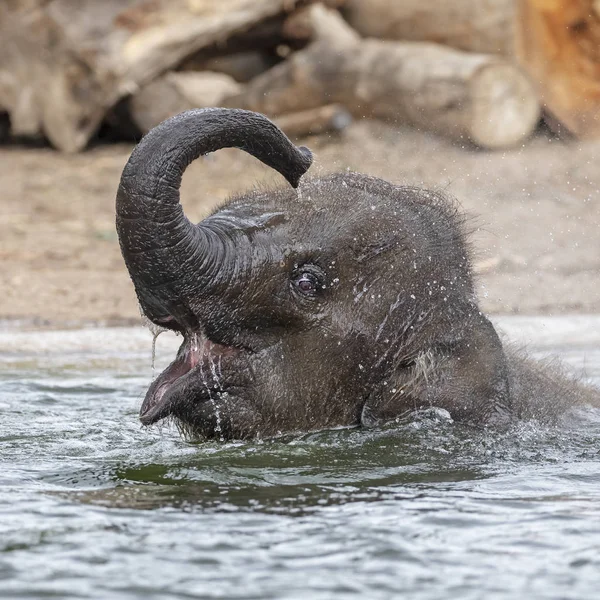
[115,108,313,329]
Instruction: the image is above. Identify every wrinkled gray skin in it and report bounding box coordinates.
[116,108,599,440]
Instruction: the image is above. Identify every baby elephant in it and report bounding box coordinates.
[116,108,598,440]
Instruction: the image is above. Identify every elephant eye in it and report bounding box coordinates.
[291,266,325,298]
[297,273,318,294]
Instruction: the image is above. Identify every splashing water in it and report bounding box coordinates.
[208,352,222,392]
[141,320,225,440]
[141,313,169,379]
[198,344,224,442]
[190,331,200,354]
[295,179,314,203]
[217,354,223,380]
[208,352,225,441]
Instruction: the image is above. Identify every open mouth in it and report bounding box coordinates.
[139,333,237,426]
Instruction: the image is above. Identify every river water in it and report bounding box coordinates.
[1,317,599,600]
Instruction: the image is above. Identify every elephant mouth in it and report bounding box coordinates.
[139,333,239,426]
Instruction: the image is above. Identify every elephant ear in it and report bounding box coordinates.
[361,315,512,426]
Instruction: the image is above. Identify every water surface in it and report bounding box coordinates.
[1,317,599,599]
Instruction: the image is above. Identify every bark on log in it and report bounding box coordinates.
[225,18,540,149]
[177,13,289,73]
[274,104,352,137]
[0,0,306,152]
[342,0,516,55]
[130,72,242,134]
[515,0,600,138]
[284,2,361,45]
[132,73,350,139]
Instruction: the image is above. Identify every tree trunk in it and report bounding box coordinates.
[515,0,600,138]
[342,0,516,55]
[226,35,540,149]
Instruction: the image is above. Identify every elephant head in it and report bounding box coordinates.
[116,108,511,440]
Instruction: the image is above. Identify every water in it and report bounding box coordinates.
[1,317,599,600]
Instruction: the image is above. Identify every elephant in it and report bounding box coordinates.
[116,108,599,440]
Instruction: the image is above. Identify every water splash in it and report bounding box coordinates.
[200,345,224,442]
[141,314,168,379]
[208,352,224,441]
[296,179,314,203]
[190,332,199,354]
[208,353,222,391]
[151,333,158,379]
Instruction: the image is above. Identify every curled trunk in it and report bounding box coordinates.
[116,108,312,328]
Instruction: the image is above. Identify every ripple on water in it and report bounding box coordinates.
[0,320,600,599]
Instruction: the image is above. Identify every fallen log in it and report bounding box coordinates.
[132,72,351,139]
[283,2,361,45]
[515,0,600,139]
[176,13,289,79]
[225,10,540,149]
[130,72,242,134]
[180,51,279,83]
[0,0,306,152]
[274,104,352,137]
[342,0,516,55]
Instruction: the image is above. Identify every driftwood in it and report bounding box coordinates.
[515,0,600,138]
[226,7,540,149]
[130,72,242,134]
[342,0,516,55]
[0,0,307,152]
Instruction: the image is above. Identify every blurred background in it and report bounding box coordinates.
[1,0,599,326]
